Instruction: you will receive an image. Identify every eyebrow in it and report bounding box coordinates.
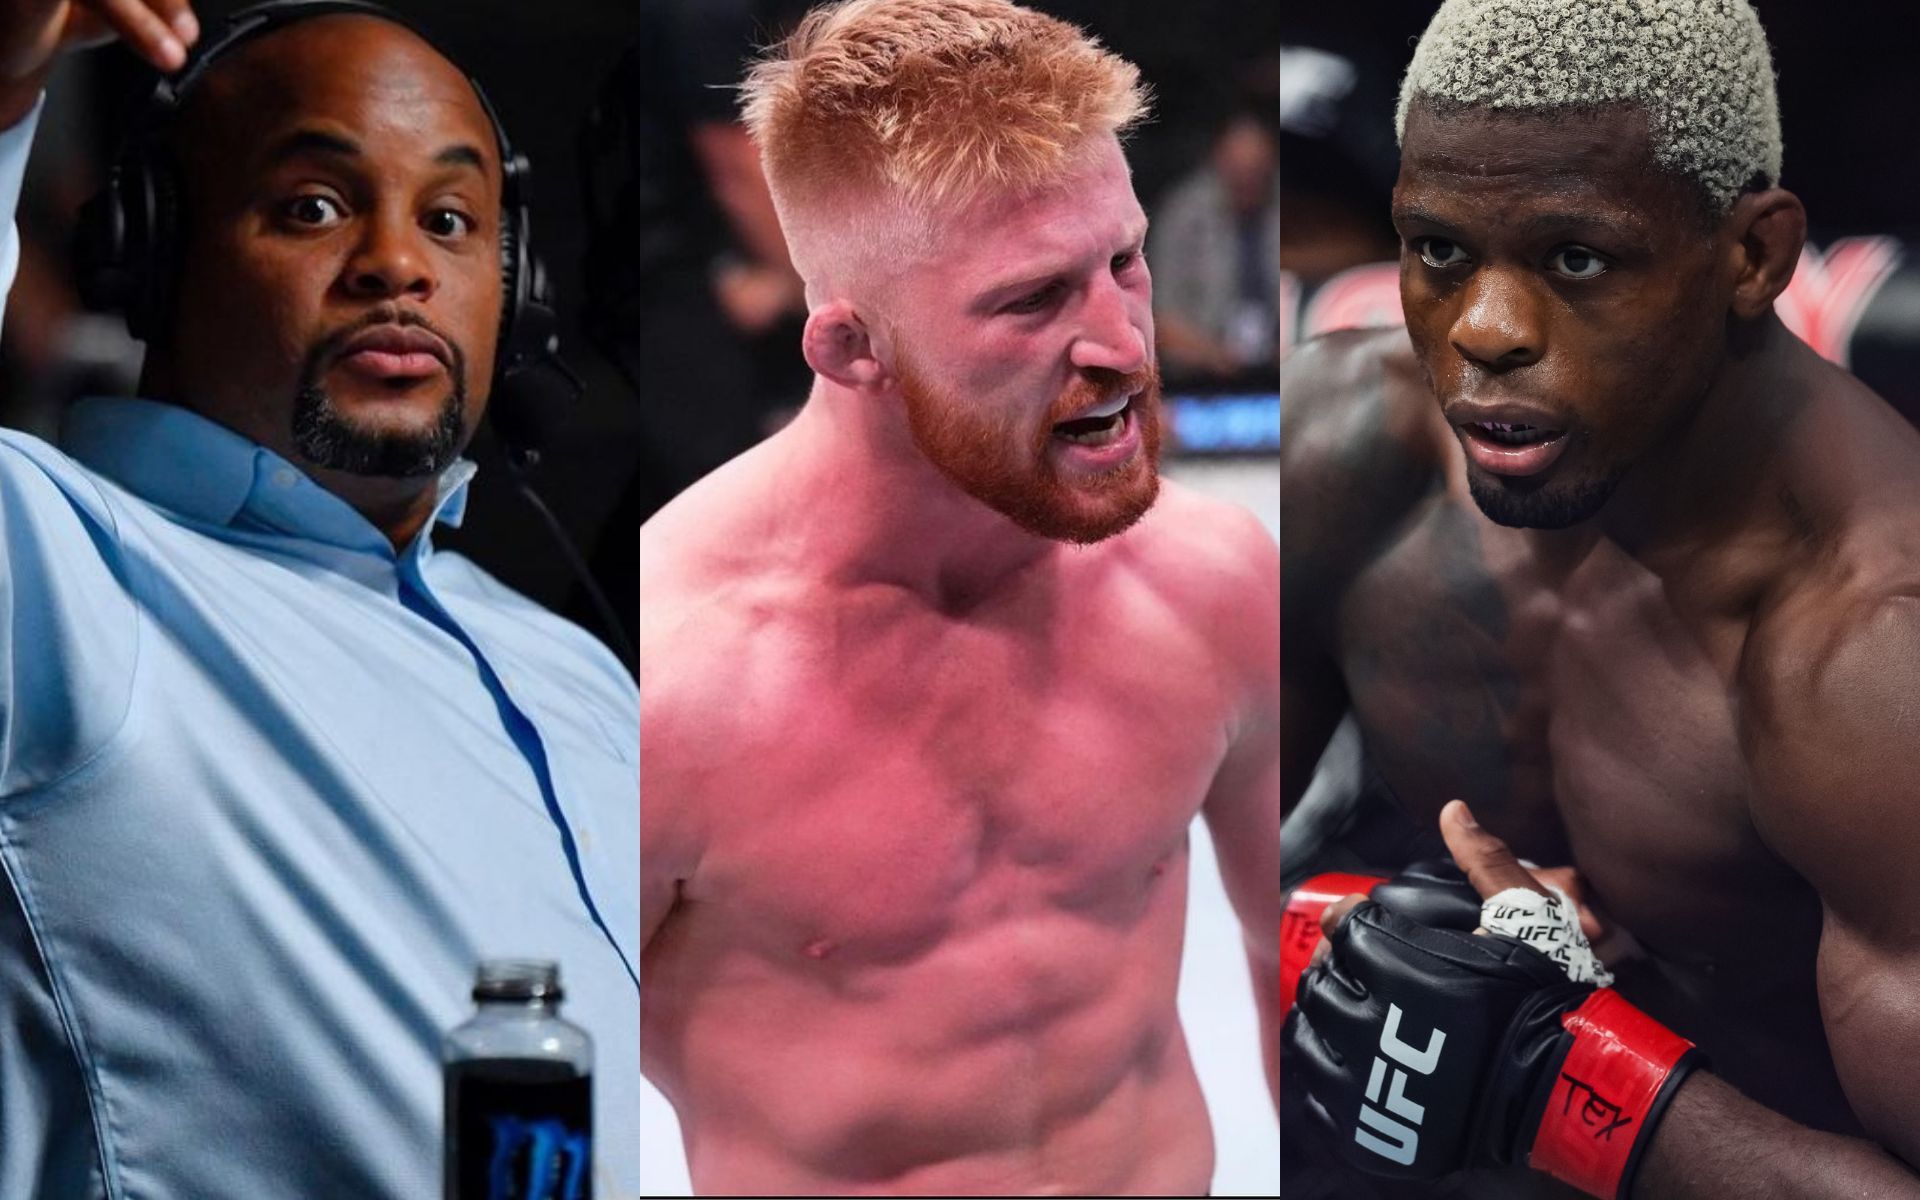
[1393,202,1642,241]
[263,128,487,173]
[973,221,1151,307]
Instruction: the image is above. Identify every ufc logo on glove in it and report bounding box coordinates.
[1354,1004,1449,1166]
[1287,875,1699,1199]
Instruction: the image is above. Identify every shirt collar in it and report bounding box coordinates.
[60,397,476,557]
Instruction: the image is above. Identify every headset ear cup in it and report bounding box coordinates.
[497,207,520,367]
[72,148,170,343]
[74,181,129,315]
[495,151,539,377]
[129,155,175,342]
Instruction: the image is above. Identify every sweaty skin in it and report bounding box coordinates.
[641,140,1280,1196]
[1283,103,1920,1199]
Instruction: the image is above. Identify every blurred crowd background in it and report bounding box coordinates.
[1,0,640,662]
[1281,0,1920,428]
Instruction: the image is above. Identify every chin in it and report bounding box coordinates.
[291,383,467,479]
[1466,468,1621,530]
[992,460,1162,544]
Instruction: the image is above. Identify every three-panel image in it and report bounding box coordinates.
[0,0,1910,1197]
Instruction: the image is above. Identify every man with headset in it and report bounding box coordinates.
[0,2,636,1196]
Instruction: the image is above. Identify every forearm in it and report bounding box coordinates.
[1632,1072,1920,1199]
[1259,1002,1278,1115]
[0,82,43,339]
[0,72,43,131]
[1246,948,1279,1115]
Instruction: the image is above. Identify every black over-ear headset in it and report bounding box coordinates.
[73,0,579,464]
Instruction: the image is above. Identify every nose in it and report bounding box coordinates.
[341,207,436,302]
[1070,274,1149,375]
[1449,269,1543,372]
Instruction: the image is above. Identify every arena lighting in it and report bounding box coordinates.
[1164,391,1282,455]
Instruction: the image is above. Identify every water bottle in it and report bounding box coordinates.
[443,959,594,1200]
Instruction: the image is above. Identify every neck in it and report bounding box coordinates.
[1579,312,1808,569]
[311,466,443,551]
[141,359,447,553]
[773,378,1059,606]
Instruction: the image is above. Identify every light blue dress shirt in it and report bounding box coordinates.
[0,101,639,1198]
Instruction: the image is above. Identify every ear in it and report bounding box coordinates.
[801,301,892,391]
[1723,187,1807,320]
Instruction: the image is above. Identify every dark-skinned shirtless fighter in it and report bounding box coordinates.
[1281,1,1920,1197]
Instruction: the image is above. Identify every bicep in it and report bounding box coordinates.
[1811,912,1920,1167]
[1202,524,1281,964]
[1203,719,1280,966]
[1747,594,1920,1165]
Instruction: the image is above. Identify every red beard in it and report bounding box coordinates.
[897,356,1164,544]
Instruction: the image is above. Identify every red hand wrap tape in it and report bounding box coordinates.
[1528,988,1695,1199]
[1280,872,1384,1010]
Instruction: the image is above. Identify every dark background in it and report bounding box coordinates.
[1280,0,1920,245]
[4,0,640,658]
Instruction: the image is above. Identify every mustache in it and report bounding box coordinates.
[1045,365,1158,426]
[307,307,467,373]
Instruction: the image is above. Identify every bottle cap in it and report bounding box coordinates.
[473,958,564,1003]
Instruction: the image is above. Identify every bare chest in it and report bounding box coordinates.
[1335,500,1815,974]
[685,603,1234,966]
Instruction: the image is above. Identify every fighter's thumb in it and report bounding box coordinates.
[1439,800,1548,902]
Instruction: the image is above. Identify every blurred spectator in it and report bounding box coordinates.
[631,0,811,524]
[1277,41,1399,289]
[1150,110,1281,385]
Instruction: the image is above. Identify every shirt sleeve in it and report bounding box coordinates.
[0,93,45,341]
[0,443,140,800]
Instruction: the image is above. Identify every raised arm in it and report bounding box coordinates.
[0,2,207,333]
[0,3,204,790]
[0,1,201,126]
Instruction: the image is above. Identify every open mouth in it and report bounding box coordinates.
[1474,420,1557,446]
[1459,418,1570,477]
[1052,394,1132,447]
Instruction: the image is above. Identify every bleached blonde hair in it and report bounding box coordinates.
[1396,0,1781,212]
[740,0,1149,289]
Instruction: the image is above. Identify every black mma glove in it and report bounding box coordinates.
[1283,858,1481,1009]
[1286,900,1701,1199]
[1372,858,1483,931]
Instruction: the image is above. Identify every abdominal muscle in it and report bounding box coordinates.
[642,847,1216,1197]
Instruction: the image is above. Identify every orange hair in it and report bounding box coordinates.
[742,0,1148,227]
